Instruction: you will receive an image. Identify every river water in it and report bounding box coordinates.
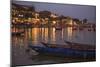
[11,27,96,66]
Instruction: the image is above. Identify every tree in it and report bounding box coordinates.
[73,18,81,25]
[83,18,88,24]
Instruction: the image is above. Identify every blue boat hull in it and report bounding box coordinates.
[29,45,95,58]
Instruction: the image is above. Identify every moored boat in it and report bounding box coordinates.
[41,42,70,48]
[88,28,92,31]
[65,41,95,51]
[55,27,62,30]
[41,41,95,51]
[12,31,24,36]
[72,27,77,30]
[28,45,95,58]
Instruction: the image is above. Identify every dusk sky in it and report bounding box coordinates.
[12,1,96,23]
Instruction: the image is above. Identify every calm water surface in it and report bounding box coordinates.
[12,27,96,66]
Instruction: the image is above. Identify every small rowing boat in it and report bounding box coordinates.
[41,41,95,51]
[55,27,62,30]
[41,42,70,48]
[28,45,95,58]
[65,41,95,51]
[12,31,24,36]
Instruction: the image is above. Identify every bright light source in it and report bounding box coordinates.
[18,14,23,17]
[53,21,56,24]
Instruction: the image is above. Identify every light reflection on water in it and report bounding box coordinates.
[12,27,96,66]
[12,27,96,46]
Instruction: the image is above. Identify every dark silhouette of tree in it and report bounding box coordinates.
[59,15,66,20]
[83,18,88,24]
[73,18,81,24]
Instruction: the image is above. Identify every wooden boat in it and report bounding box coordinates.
[72,27,77,30]
[55,27,62,30]
[12,31,24,36]
[65,41,95,51]
[41,42,95,51]
[41,42,70,48]
[28,45,95,58]
[88,28,92,31]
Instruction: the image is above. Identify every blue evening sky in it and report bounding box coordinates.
[12,1,96,23]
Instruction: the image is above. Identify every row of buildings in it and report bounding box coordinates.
[12,3,95,28]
